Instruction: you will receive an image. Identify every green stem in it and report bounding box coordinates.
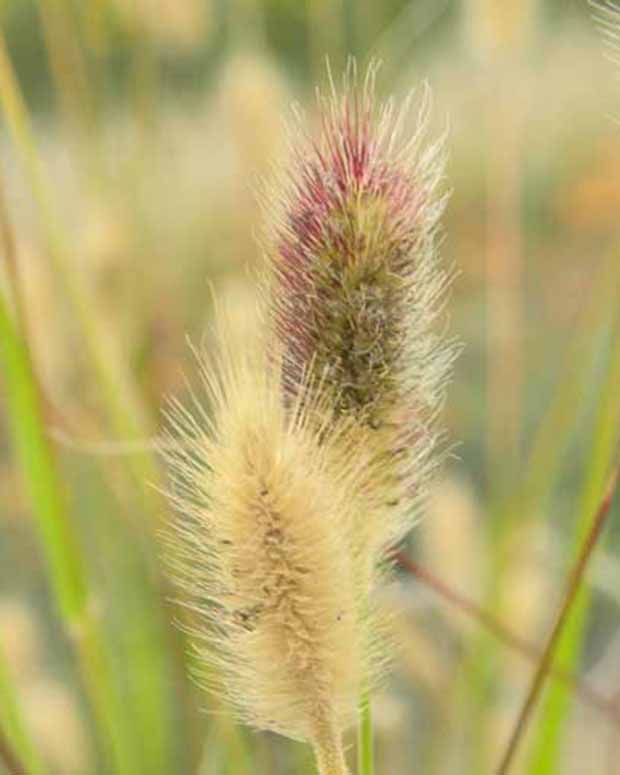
[0,34,178,774]
[526,323,620,774]
[357,685,374,775]
[0,27,161,496]
[497,469,619,774]
[0,294,139,775]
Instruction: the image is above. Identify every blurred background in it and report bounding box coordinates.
[0,0,619,773]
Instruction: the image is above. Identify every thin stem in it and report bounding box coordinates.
[357,684,374,775]
[501,248,620,530]
[527,319,620,771]
[496,467,619,774]
[0,290,139,775]
[314,725,350,775]
[36,0,100,164]
[0,27,161,494]
[393,551,619,723]
[0,37,181,772]
[485,69,524,499]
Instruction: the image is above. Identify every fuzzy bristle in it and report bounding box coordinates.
[262,62,455,556]
[162,63,454,773]
[162,334,377,769]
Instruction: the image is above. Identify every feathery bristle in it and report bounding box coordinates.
[262,62,455,555]
[162,333,375,771]
[162,64,454,773]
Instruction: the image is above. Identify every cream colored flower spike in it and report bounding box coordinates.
[162,327,373,774]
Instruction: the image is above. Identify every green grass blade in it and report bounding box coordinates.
[461,254,620,773]
[0,296,86,621]
[357,686,375,775]
[0,293,140,775]
[528,323,620,774]
[0,27,159,485]
[0,26,179,772]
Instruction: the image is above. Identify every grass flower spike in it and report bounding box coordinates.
[163,63,453,775]
[263,62,454,560]
[162,336,374,775]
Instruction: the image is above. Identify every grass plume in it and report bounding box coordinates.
[162,328,384,774]
[261,62,454,566]
[256,61,455,772]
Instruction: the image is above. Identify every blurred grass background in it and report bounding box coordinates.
[0,0,619,773]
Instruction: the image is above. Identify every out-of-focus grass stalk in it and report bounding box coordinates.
[526,323,620,774]
[2,11,208,772]
[0,101,172,773]
[0,29,160,491]
[35,0,102,181]
[37,0,95,123]
[485,89,523,492]
[459,256,620,773]
[356,590,373,775]
[464,5,531,766]
[0,293,139,775]
[470,0,538,499]
[121,1,161,165]
[496,467,619,774]
[0,270,85,623]
[395,551,619,721]
[357,686,374,775]
[0,647,46,775]
[21,6,180,767]
[502,250,620,531]
[485,266,620,769]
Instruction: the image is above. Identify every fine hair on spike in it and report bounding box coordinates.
[161,318,384,775]
[260,60,456,565]
[162,60,454,775]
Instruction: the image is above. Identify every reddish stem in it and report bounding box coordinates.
[393,550,619,723]
[495,468,619,774]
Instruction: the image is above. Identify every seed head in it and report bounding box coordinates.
[162,332,377,772]
[262,62,455,556]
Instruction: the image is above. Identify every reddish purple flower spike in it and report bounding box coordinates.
[262,62,455,550]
